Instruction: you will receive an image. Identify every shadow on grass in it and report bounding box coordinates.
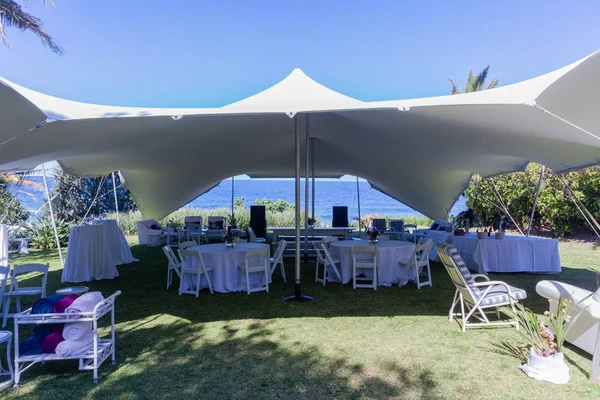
[8,321,444,399]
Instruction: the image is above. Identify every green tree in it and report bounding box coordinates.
[51,170,137,223]
[0,0,62,54]
[449,66,499,94]
[254,198,294,213]
[0,174,28,224]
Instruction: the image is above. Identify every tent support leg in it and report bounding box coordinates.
[526,165,545,237]
[231,176,235,219]
[357,176,362,235]
[42,163,64,266]
[112,172,120,225]
[311,137,315,221]
[284,114,312,303]
[304,114,310,264]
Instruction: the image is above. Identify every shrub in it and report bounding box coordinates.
[24,216,71,250]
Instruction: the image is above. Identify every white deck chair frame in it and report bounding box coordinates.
[239,248,270,295]
[270,240,287,282]
[162,246,182,290]
[436,243,522,332]
[2,263,49,328]
[177,249,214,297]
[351,245,378,290]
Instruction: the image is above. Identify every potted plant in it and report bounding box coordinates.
[307,217,316,229]
[489,212,510,239]
[455,209,475,233]
[365,227,380,244]
[224,226,238,248]
[501,295,583,385]
[227,213,238,230]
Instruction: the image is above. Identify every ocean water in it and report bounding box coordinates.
[9,177,467,221]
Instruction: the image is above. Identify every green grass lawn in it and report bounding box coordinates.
[2,238,600,399]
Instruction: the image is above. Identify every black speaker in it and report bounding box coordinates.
[332,206,348,227]
[250,205,267,238]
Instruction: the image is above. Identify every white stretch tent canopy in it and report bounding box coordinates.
[1,51,600,220]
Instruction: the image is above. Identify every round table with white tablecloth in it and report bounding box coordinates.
[92,220,139,265]
[328,240,416,286]
[62,225,119,283]
[183,242,270,293]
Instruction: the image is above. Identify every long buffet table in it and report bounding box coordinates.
[421,230,561,274]
[268,227,355,242]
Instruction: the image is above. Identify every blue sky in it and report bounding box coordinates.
[1,0,599,108]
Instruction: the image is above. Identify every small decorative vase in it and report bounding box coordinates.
[369,238,379,244]
[225,241,235,248]
[477,232,487,240]
[495,232,505,240]
[308,224,314,229]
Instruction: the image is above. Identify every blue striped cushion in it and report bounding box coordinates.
[447,246,475,286]
[479,285,527,306]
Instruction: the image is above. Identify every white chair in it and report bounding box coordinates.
[0,330,13,389]
[162,246,182,290]
[2,264,49,328]
[136,218,164,246]
[436,243,527,332]
[370,218,387,232]
[206,216,227,237]
[270,240,287,282]
[0,266,9,316]
[351,245,377,290]
[399,239,433,289]
[239,248,270,295]
[321,236,339,248]
[536,280,600,381]
[312,242,342,286]
[179,240,198,250]
[177,249,214,297]
[247,227,266,243]
[184,216,204,243]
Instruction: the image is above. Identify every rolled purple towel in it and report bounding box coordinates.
[53,294,79,314]
[40,331,65,354]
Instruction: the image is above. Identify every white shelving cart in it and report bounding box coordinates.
[13,290,121,387]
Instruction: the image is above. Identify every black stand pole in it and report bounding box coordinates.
[284,283,313,302]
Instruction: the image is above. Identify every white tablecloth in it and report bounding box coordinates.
[183,243,270,293]
[329,240,415,286]
[422,231,561,274]
[93,220,138,265]
[62,225,120,282]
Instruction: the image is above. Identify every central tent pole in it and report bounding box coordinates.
[231,176,235,218]
[112,171,120,225]
[526,165,545,237]
[42,163,64,266]
[304,114,310,263]
[356,176,362,234]
[284,114,312,302]
[311,137,315,222]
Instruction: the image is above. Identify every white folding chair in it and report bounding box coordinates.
[312,242,341,286]
[399,239,433,289]
[247,227,266,243]
[179,240,198,250]
[321,236,339,248]
[3,263,49,328]
[162,246,182,290]
[239,248,270,295]
[177,249,214,297]
[270,240,287,282]
[351,245,377,290]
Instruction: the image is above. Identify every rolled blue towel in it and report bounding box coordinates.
[20,336,43,356]
[32,294,64,315]
[33,324,53,338]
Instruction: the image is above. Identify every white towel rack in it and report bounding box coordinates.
[13,290,121,387]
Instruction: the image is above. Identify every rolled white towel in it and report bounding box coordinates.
[62,321,92,341]
[65,292,105,314]
[55,331,96,357]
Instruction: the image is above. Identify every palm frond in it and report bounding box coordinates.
[449,78,460,95]
[474,66,490,92]
[0,0,63,54]
[487,76,499,90]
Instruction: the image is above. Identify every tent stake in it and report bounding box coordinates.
[112,172,120,225]
[526,165,545,236]
[284,114,312,303]
[42,163,64,266]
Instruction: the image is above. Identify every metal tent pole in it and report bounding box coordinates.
[526,165,545,237]
[112,172,120,225]
[284,114,312,302]
[311,137,315,221]
[231,176,235,218]
[304,114,310,264]
[42,163,64,265]
[357,176,362,234]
